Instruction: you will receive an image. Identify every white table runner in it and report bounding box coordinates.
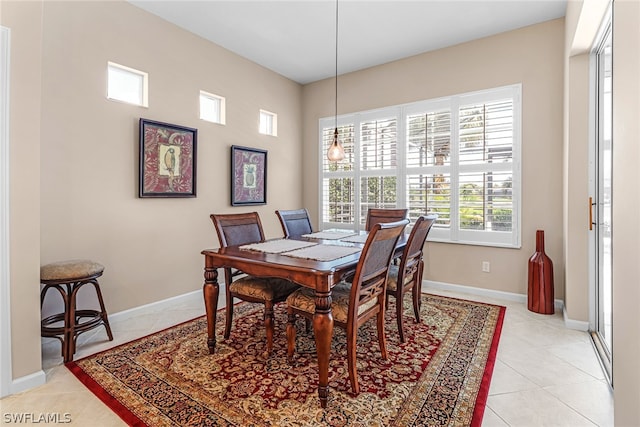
[239,239,317,254]
[283,244,361,261]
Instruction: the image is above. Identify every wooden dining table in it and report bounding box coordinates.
[201,233,407,408]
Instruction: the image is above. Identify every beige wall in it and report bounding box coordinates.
[2,0,44,383]
[303,19,566,298]
[38,1,303,315]
[4,0,303,383]
[611,1,640,423]
[563,50,590,321]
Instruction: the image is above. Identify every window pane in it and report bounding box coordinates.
[200,91,224,124]
[459,100,513,165]
[259,110,277,136]
[407,173,451,228]
[359,176,397,226]
[323,177,355,224]
[322,124,355,172]
[259,111,272,134]
[360,118,397,170]
[459,172,513,231]
[107,63,147,106]
[407,110,451,167]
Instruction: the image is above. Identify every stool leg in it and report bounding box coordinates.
[90,279,113,341]
[40,284,70,360]
[63,283,74,363]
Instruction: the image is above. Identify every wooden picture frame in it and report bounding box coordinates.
[231,145,267,206]
[139,118,197,198]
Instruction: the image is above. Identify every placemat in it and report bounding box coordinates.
[283,244,361,261]
[239,239,317,254]
[301,230,357,240]
[340,233,369,243]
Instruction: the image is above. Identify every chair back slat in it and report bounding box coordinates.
[350,219,409,318]
[365,208,409,231]
[400,214,438,274]
[210,212,265,247]
[276,208,313,238]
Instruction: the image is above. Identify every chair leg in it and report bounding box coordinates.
[224,271,234,339]
[377,300,388,359]
[224,297,234,339]
[412,282,421,323]
[396,292,406,343]
[413,263,424,322]
[264,301,275,354]
[286,310,296,363]
[346,327,360,395]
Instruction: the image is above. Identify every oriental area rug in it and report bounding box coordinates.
[67,293,505,427]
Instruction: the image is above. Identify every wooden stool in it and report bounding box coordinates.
[40,259,113,363]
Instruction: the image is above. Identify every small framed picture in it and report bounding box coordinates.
[231,145,267,206]
[139,119,197,198]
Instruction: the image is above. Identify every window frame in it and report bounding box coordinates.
[106,61,148,107]
[259,109,277,136]
[199,90,226,125]
[318,84,521,248]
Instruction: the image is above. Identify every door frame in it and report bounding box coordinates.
[588,7,613,385]
[0,25,12,398]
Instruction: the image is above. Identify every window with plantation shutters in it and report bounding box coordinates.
[319,84,521,247]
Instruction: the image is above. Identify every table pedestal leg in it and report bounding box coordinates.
[203,264,219,354]
[314,290,333,408]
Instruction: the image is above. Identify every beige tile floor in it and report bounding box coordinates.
[1,288,614,426]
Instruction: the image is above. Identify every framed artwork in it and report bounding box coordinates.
[139,118,197,198]
[231,145,267,206]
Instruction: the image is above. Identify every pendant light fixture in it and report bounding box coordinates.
[327,0,345,162]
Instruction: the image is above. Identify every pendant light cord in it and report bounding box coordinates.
[335,0,338,130]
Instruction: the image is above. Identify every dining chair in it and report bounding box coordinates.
[210,212,300,354]
[365,208,409,231]
[275,208,313,238]
[286,219,409,395]
[386,214,437,343]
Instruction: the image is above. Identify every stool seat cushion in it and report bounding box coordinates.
[41,259,104,282]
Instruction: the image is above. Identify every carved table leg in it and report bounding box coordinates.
[313,289,333,408]
[203,262,220,354]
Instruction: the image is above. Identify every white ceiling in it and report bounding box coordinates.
[129,0,567,84]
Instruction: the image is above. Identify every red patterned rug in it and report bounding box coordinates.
[67,293,504,426]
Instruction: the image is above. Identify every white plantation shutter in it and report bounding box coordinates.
[319,84,520,247]
[360,117,397,170]
[322,124,356,225]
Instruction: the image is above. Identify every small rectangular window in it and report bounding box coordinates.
[259,109,277,136]
[107,62,148,107]
[200,90,226,124]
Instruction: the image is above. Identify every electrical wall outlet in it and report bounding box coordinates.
[482,261,490,273]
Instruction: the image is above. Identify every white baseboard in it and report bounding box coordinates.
[424,279,529,304]
[563,305,590,331]
[109,289,205,323]
[10,369,46,396]
[423,280,586,331]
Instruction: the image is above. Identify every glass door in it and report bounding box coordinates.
[591,23,612,383]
